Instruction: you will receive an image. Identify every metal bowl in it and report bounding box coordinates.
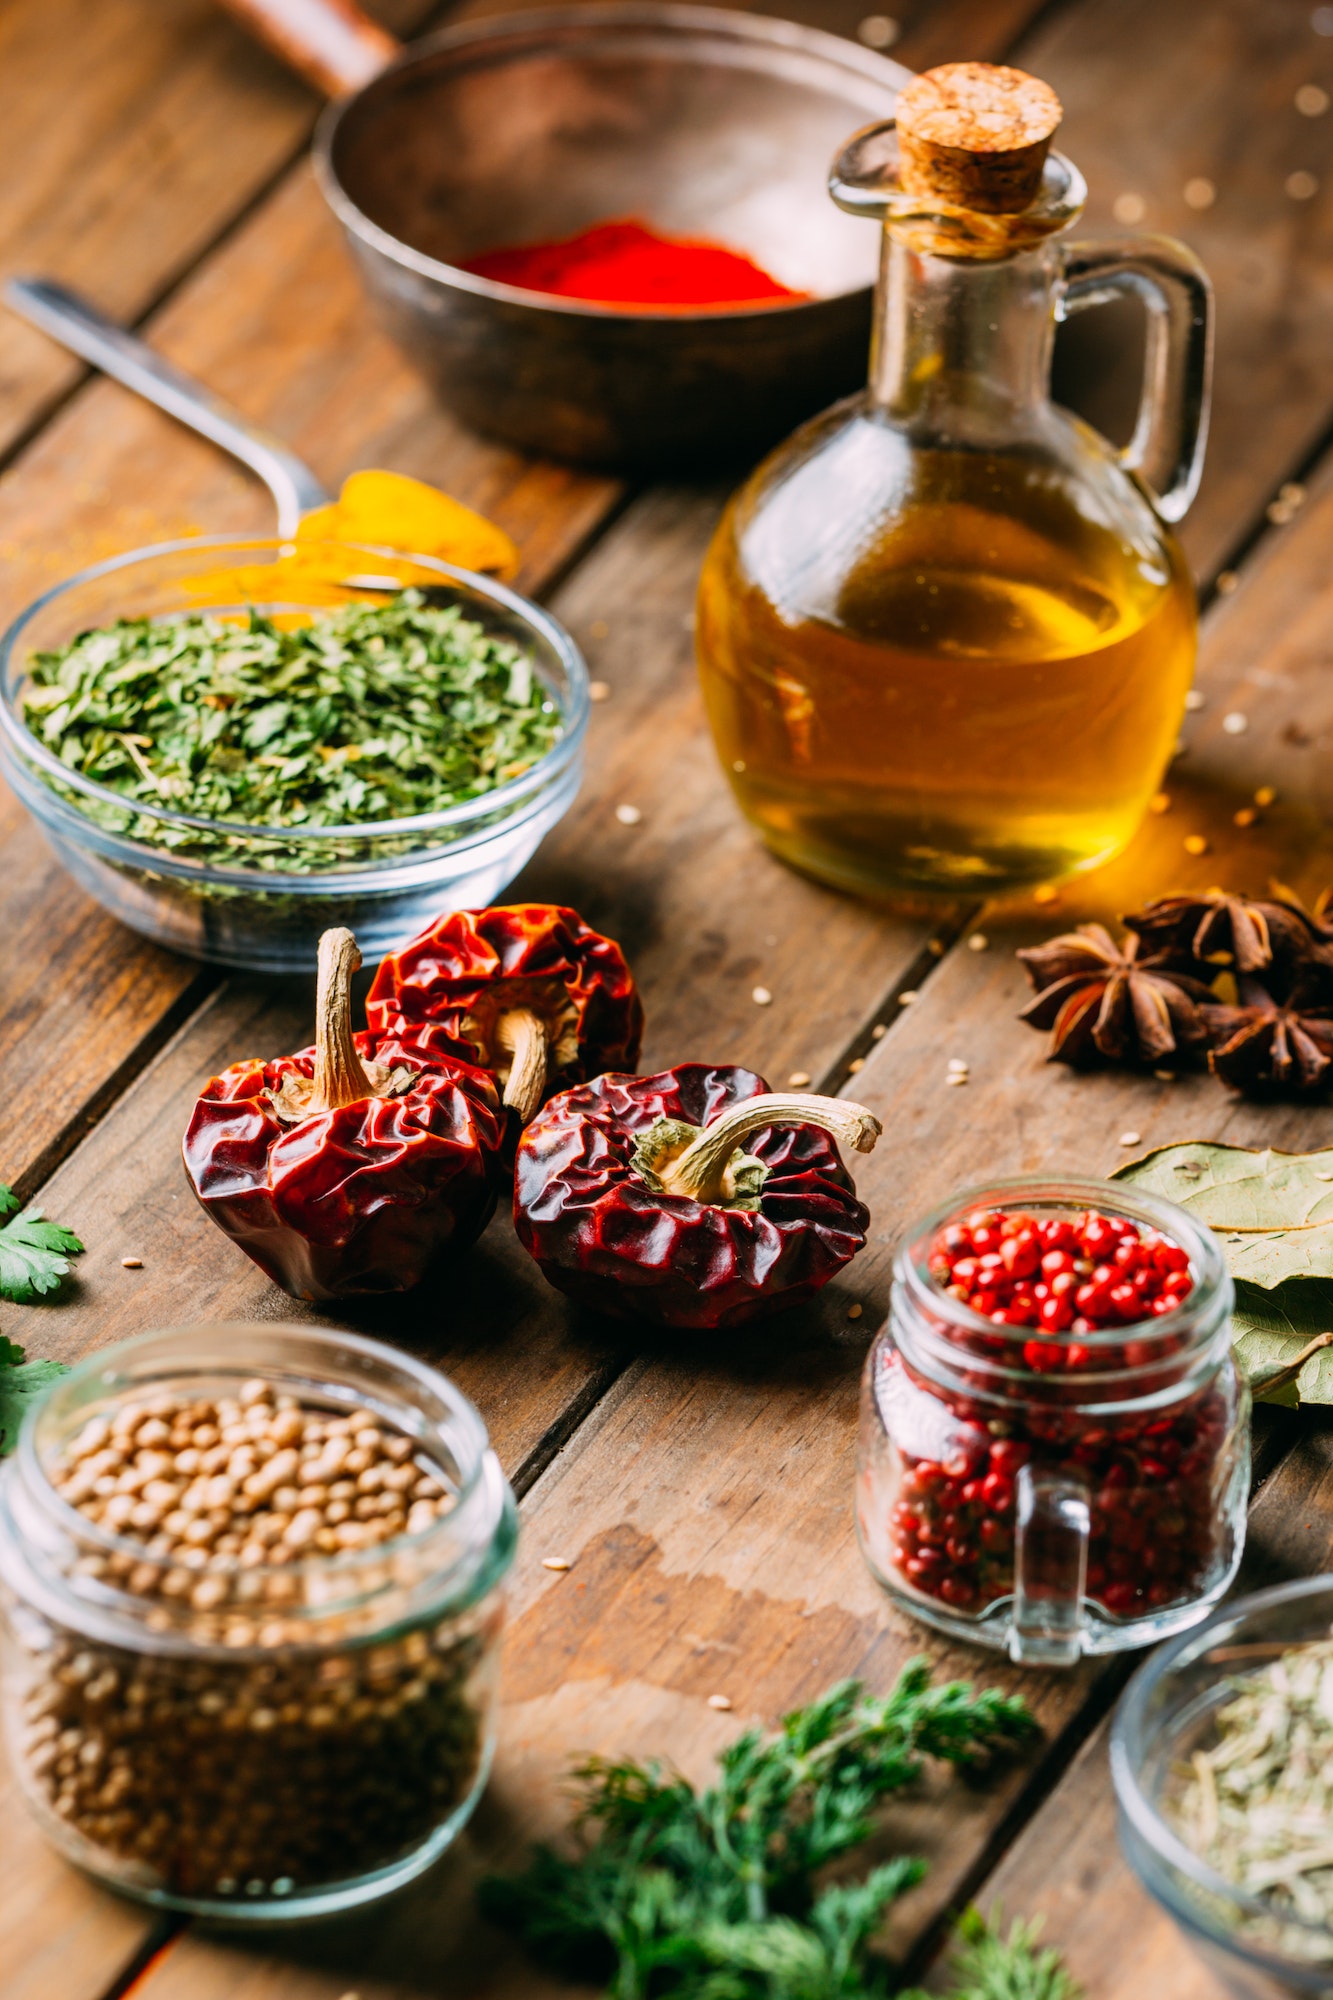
[314,3,906,469]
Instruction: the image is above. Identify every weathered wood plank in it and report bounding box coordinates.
[969,1419,1333,2000]
[1017,0,1333,583]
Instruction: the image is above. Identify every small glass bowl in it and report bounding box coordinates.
[1112,1576,1333,1997]
[0,537,589,973]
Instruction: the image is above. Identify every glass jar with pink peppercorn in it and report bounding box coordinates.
[856,1178,1248,1665]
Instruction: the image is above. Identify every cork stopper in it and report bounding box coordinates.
[895,62,1063,215]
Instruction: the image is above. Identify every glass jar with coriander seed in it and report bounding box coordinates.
[0,1324,516,1919]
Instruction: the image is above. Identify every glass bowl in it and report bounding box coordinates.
[1112,1576,1333,1998]
[0,537,588,972]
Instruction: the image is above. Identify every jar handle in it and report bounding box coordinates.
[1058,237,1213,524]
[1009,1462,1090,1667]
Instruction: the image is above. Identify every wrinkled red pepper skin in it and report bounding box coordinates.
[513,1065,869,1330]
[183,1035,503,1301]
[365,904,643,1095]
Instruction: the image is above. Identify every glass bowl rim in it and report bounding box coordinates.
[18,1321,501,1590]
[1111,1572,1333,1951]
[893,1173,1233,1353]
[0,534,590,847]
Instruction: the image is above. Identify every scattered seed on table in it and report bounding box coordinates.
[872,1023,887,1039]
[947,1058,969,1073]
[788,1070,811,1087]
[1119,1131,1142,1147]
[1155,1070,1177,1083]
[1185,689,1206,710]
[928,938,946,956]
[1222,712,1248,734]
[1183,177,1216,209]
[1184,834,1209,855]
[1214,570,1239,595]
[589,620,609,639]
[1149,791,1171,814]
[752,986,773,1006]
[946,1073,968,1087]
[1298,82,1330,114]
[1113,192,1146,224]
[732,758,746,773]
[120,1256,143,1269]
[541,1556,573,1572]
[615,803,642,826]
[589,680,611,702]
[1286,169,1320,199]
[967,932,989,952]
[708,1693,734,1710]
[898,990,918,1005]
[1234,806,1258,828]
[1033,885,1060,905]
[1255,785,1278,807]
[847,1303,863,1320]
[847,1056,865,1073]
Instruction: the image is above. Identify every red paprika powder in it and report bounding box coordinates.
[462,218,807,309]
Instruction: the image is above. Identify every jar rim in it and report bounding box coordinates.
[892,1174,1233,1368]
[1,1322,515,1648]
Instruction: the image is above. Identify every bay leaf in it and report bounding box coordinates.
[1231,1279,1333,1406]
[1114,1142,1333,1286]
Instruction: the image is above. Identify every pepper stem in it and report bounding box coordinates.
[310,927,375,1112]
[657,1093,882,1204]
[496,1007,551,1125]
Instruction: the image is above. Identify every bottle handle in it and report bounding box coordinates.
[1058,236,1213,524]
[1009,1461,1090,1667]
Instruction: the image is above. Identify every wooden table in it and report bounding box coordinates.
[2,0,1333,1993]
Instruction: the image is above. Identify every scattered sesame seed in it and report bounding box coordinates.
[928,938,946,956]
[589,680,611,702]
[708,1692,734,1710]
[1184,833,1210,855]
[589,620,609,639]
[1255,785,1278,807]
[1280,482,1307,506]
[967,932,989,951]
[1183,177,1216,210]
[752,986,773,1006]
[1234,806,1258,828]
[847,1056,865,1073]
[1267,499,1299,525]
[1119,1131,1142,1147]
[1113,192,1146,224]
[847,1303,864,1320]
[1033,885,1060,905]
[120,1256,143,1269]
[615,803,642,825]
[856,12,899,46]
[732,758,747,773]
[788,1070,811,1087]
[1298,83,1330,114]
[1185,689,1206,710]
[898,990,918,1005]
[1286,168,1320,200]
[1222,712,1249,734]
[1154,1070,1177,1083]
[541,1556,573,1572]
[947,1058,969,1072]
[1149,791,1171,814]
[1215,570,1239,595]
[946,1073,968,1087]
[872,1022,887,1039]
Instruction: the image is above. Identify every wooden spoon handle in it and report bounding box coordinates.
[217,0,399,98]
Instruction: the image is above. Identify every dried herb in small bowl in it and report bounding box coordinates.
[20,589,560,872]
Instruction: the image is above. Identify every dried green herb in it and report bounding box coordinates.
[20,591,560,872]
[480,1666,1041,1999]
[1175,1639,1333,1932]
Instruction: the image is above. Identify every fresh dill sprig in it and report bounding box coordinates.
[902,1908,1085,2000]
[479,1665,1043,2000]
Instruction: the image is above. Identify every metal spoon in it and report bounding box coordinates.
[5,277,330,536]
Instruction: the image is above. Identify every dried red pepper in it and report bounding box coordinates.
[183,928,503,1301]
[366,904,643,1126]
[513,1065,880,1329]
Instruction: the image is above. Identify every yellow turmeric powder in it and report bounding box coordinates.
[296,470,519,579]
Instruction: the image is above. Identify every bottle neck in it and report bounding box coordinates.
[870,232,1058,429]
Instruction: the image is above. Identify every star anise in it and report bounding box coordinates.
[1202,976,1333,1097]
[1017,924,1213,1068]
[1123,890,1326,985]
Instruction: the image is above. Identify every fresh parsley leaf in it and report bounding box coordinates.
[480,1666,1038,1999]
[0,1184,83,1301]
[0,1341,67,1454]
